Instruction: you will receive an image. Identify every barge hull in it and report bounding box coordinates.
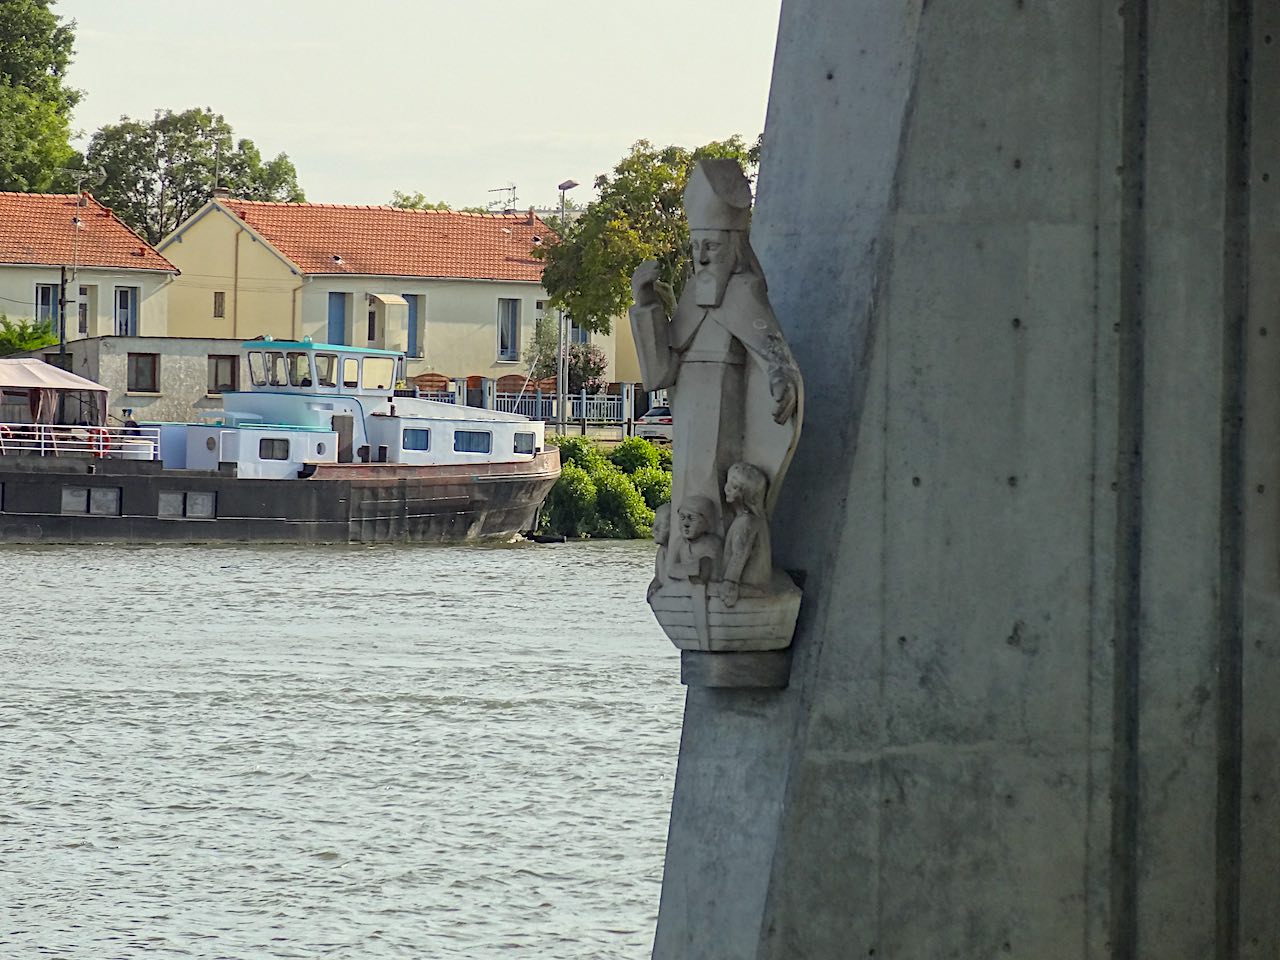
[0,451,559,543]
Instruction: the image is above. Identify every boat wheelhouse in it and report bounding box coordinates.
[172,339,549,478]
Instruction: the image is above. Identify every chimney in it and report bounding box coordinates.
[211,185,231,200]
[527,206,535,224]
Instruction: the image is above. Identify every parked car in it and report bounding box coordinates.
[635,405,673,442]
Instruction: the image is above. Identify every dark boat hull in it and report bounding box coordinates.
[0,451,560,543]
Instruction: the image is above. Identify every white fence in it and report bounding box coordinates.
[493,392,625,423]
[0,422,160,460]
[494,392,556,419]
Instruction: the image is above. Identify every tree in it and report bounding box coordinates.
[387,192,490,214]
[534,135,759,334]
[0,315,57,356]
[388,191,452,210]
[0,0,80,192]
[527,318,609,394]
[85,108,305,244]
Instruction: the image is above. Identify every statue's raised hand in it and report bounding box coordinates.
[631,259,661,307]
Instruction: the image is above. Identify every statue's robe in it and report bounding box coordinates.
[630,272,803,529]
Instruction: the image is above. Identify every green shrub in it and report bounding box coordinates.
[630,464,672,510]
[0,315,57,357]
[609,435,660,474]
[590,463,654,538]
[552,435,607,472]
[655,444,673,471]
[540,462,597,537]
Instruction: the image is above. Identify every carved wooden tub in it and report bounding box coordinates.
[649,570,802,652]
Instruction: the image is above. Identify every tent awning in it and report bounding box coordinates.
[0,358,108,393]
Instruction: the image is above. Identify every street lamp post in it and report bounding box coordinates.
[555,179,578,433]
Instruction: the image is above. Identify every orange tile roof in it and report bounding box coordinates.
[220,200,553,282]
[0,192,176,272]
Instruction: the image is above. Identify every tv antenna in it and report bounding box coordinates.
[487,182,518,212]
[57,167,100,196]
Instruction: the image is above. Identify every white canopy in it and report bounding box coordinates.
[0,358,108,393]
[0,358,108,424]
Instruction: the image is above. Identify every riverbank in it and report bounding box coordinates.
[538,436,671,540]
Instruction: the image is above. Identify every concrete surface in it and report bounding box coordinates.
[652,0,1279,957]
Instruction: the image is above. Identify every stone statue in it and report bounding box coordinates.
[631,159,804,654]
[647,502,671,602]
[669,496,724,582]
[721,462,771,608]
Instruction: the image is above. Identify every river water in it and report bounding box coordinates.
[0,540,681,959]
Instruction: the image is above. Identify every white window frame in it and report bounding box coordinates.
[35,283,58,325]
[77,285,90,335]
[496,298,521,361]
[114,286,139,336]
[403,428,431,451]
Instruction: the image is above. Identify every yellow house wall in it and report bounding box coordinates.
[157,203,644,385]
[299,278,572,381]
[0,264,171,338]
[160,206,300,340]
[297,281,642,385]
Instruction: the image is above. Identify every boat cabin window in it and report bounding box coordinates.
[453,430,492,454]
[342,357,360,389]
[266,351,289,387]
[403,428,430,451]
[316,353,338,388]
[287,351,312,387]
[363,356,395,391]
[259,437,290,460]
[514,432,536,455]
[248,351,267,387]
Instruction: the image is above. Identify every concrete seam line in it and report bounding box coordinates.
[1215,1,1250,957]
[1110,0,1149,956]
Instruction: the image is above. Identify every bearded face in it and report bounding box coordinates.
[690,229,736,306]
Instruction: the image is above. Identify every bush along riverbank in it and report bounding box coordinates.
[538,436,672,539]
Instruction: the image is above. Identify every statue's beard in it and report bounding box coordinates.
[693,264,733,307]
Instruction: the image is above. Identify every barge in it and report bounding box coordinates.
[0,340,560,543]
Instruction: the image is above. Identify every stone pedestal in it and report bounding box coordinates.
[652,1,1280,957]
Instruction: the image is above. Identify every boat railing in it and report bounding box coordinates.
[0,422,160,460]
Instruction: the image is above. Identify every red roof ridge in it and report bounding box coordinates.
[86,195,177,268]
[0,191,177,273]
[214,198,551,281]
[223,198,548,222]
[0,191,82,200]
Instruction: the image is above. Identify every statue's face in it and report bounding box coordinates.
[691,229,736,306]
[724,473,744,504]
[678,505,709,540]
[690,230,733,275]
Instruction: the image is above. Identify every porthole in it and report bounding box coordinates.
[316,442,326,455]
[205,436,216,451]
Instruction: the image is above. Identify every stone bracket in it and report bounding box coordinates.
[680,649,791,689]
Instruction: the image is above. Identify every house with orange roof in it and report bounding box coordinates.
[0,192,178,341]
[157,195,638,384]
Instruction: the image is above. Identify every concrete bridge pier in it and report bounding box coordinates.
[653,0,1280,957]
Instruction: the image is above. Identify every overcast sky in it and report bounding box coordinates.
[55,0,782,210]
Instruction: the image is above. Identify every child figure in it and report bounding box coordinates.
[669,496,724,584]
[648,502,671,601]
[721,462,772,607]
